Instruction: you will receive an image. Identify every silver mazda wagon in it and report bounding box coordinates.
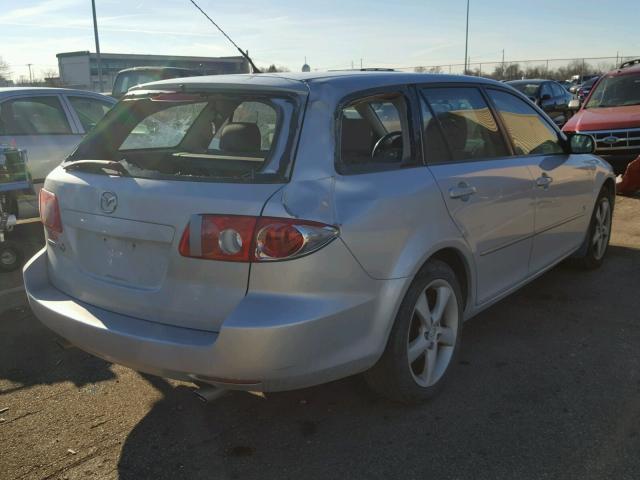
[24,72,615,403]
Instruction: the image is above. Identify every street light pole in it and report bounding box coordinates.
[464,0,470,74]
[91,0,103,92]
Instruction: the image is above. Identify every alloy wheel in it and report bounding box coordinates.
[407,279,459,388]
[592,198,612,260]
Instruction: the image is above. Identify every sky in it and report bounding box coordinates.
[1,0,638,80]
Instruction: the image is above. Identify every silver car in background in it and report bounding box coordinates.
[0,87,116,186]
[24,72,614,403]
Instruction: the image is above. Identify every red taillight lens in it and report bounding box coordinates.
[179,215,339,262]
[39,189,63,235]
[179,215,257,262]
[255,222,305,259]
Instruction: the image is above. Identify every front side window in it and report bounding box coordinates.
[585,74,640,108]
[421,87,508,162]
[487,89,564,156]
[68,91,298,183]
[338,92,413,173]
[0,96,71,135]
[68,96,113,132]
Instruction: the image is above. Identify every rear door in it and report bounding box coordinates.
[485,88,594,272]
[0,93,83,183]
[420,86,536,304]
[62,94,115,134]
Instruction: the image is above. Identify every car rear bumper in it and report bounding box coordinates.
[24,247,404,391]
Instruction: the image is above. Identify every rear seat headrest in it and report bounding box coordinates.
[219,122,261,153]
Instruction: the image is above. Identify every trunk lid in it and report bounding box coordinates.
[45,168,282,332]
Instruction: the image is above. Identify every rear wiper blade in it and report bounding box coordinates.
[62,160,130,176]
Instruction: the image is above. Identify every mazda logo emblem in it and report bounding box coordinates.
[100,192,118,214]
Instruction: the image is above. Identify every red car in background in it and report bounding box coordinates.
[563,59,640,174]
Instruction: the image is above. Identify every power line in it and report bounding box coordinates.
[187,0,261,73]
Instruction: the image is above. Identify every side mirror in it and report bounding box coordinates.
[568,98,581,110]
[569,134,595,154]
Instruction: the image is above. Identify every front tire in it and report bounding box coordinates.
[364,260,463,403]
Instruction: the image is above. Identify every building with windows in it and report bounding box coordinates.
[56,51,250,92]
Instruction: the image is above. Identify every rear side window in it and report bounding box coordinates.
[551,83,565,97]
[68,96,113,132]
[338,92,414,173]
[120,103,207,150]
[421,87,508,162]
[487,89,564,156]
[0,96,71,135]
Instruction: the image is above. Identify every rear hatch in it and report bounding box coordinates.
[44,83,305,332]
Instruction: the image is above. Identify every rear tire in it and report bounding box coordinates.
[574,189,613,269]
[0,241,22,272]
[364,260,463,404]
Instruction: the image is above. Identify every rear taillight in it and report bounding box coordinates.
[39,189,62,236]
[179,215,339,262]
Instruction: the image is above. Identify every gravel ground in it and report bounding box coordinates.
[1,196,639,480]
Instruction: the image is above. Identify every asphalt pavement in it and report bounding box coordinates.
[1,196,639,480]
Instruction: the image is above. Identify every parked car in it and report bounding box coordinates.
[25,72,615,403]
[559,80,573,92]
[0,87,116,186]
[577,76,599,102]
[112,66,203,99]
[564,60,640,174]
[507,79,574,125]
[569,74,599,94]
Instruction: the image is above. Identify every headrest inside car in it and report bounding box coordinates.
[219,122,261,153]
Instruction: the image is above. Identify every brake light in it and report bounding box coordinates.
[179,215,339,262]
[39,189,62,236]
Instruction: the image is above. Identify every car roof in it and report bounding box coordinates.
[130,71,507,95]
[0,86,116,101]
[605,62,640,78]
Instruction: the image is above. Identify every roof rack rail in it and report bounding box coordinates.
[620,58,640,69]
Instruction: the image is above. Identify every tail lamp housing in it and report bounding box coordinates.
[179,215,339,262]
[39,189,63,237]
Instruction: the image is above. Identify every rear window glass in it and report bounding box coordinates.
[120,103,207,149]
[68,92,298,183]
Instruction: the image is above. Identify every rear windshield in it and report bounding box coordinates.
[510,83,540,97]
[585,74,640,108]
[68,91,299,183]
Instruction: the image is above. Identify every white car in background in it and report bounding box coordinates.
[0,87,116,186]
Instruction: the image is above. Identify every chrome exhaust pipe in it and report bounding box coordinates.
[194,384,228,403]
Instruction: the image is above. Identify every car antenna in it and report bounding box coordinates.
[188,0,262,74]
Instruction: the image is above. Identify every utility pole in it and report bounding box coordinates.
[91,0,103,92]
[26,63,33,83]
[360,58,363,69]
[464,0,470,74]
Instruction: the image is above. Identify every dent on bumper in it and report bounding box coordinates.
[23,248,398,391]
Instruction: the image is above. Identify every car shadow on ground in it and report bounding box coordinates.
[0,307,116,394]
[115,245,640,480]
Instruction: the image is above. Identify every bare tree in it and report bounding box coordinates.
[0,56,11,81]
[264,64,290,73]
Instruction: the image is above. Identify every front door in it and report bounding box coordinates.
[485,88,595,273]
[420,86,536,304]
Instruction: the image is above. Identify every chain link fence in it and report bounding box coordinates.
[398,56,639,81]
